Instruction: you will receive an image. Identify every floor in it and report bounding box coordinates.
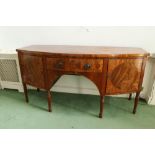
[0,89,155,129]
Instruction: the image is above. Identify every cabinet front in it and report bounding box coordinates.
[106,58,143,95]
[20,54,45,88]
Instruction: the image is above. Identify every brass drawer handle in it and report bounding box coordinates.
[55,61,64,69]
[83,63,91,70]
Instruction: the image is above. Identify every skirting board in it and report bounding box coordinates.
[0,80,149,101]
[27,84,134,98]
[0,81,23,92]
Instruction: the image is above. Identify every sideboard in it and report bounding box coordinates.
[16,45,149,118]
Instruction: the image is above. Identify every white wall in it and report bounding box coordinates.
[0,26,155,53]
[0,26,155,99]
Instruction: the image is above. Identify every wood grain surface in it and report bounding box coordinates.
[17,45,149,118]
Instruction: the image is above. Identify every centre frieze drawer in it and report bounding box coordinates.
[46,58,103,72]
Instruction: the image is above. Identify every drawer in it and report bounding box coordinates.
[68,58,103,72]
[46,58,67,70]
[46,58,103,72]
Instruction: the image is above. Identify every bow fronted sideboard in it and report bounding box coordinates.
[16,45,149,118]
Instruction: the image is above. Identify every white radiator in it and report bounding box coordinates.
[0,50,23,92]
[147,54,155,105]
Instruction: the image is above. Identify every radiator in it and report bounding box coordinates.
[0,50,23,92]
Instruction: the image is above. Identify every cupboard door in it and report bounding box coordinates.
[106,59,143,95]
[21,54,45,88]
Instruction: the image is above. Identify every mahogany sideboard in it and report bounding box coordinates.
[16,45,149,118]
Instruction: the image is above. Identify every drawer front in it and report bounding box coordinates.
[68,58,103,72]
[46,58,67,71]
[46,58,103,72]
[106,58,143,95]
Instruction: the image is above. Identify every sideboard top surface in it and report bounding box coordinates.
[16,45,149,58]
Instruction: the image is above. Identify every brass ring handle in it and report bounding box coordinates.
[83,63,91,70]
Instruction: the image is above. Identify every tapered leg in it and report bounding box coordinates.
[99,95,104,118]
[47,90,52,112]
[37,88,40,92]
[133,91,140,114]
[128,93,132,100]
[23,83,28,103]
